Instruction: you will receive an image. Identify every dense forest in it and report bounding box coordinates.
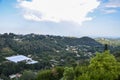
[0,33,120,80]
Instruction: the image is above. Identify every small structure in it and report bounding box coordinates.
[26,60,38,64]
[6,55,30,63]
[9,73,21,79]
[6,55,38,64]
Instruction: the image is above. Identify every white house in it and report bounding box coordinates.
[6,55,38,64]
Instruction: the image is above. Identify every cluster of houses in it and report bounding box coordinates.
[5,55,38,79]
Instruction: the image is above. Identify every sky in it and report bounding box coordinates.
[0,0,120,38]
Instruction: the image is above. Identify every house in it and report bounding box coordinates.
[9,73,21,79]
[6,55,30,63]
[6,55,38,64]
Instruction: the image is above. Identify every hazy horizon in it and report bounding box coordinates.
[0,32,120,39]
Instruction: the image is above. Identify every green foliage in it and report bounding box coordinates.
[96,38,120,46]
[54,67,64,79]
[21,51,120,80]
[1,47,15,56]
[76,73,90,80]
[20,70,36,80]
[74,66,88,78]
[104,44,108,51]
[0,62,20,76]
[36,70,53,80]
[78,51,120,80]
[1,33,120,79]
[0,33,104,78]
[36,67,64,80]
[0,74,9,80]
[63,67,75,80]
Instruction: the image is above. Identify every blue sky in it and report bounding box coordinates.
[0,0,120,38]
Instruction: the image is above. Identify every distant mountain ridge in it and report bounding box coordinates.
[0,33,102,46]
[95,38,120,46]
[0,33,103,57]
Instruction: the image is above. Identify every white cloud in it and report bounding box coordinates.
[17,0,100,25]
[105,0,120,8]
[99,0,120,14]
[102,9,117,14]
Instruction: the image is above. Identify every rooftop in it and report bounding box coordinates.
[6,55,31,63]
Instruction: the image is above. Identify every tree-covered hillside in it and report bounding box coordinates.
[0,33,104,62]
[95,38,120,61]
[0,33,120,80]
[95,38,120,46]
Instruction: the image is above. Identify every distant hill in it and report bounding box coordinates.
[0,33,106,68]
[95,38,120,46]
[0,33,120,78]
[0,33,103,56]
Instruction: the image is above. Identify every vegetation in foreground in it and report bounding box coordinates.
[5,50,119,80]
[35,51,120,80]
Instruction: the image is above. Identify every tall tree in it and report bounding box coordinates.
[78,51,120,80]
[104,44,108,51]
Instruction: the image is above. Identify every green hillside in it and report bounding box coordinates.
[95,38,120,46]
[0,33,120,80]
